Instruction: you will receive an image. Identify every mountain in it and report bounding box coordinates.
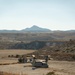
[21,25,51,32]
[0,30,19,33]
[66,30,75,32]
[0,25,75,33]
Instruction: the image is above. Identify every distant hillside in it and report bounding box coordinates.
[0,30,19,33]
[27,40,75,61]
[0,25,75,33]
[0,25,51,33]
[21,25,51,32]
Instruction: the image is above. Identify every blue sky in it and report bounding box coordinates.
[0,0,75,30]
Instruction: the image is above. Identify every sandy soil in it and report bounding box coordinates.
[0,50,35,64]
[0,50,35,57]
[0,50,75,75]
[0,60,75,75]
[48,60,75,75]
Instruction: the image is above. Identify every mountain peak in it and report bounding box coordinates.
[31,25,39,28]
[30,25,41,29]
[22,25,51,32]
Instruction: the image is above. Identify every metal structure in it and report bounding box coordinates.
[31,55,49,68]
[18,55,49,68]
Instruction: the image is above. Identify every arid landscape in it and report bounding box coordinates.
[0,60,75,75]
[0,0,75,75]
[0,27,75,75]
[0,32,75,75]
[0,49,75,75]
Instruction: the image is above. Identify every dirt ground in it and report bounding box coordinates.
[0,50,35,57]
[0,50,75,75]
[0,60,75,75]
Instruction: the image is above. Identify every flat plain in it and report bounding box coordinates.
[0,50,75,75]
[0,50,35,64]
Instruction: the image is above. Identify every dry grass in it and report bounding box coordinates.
[0,49,35,58]
[0,61,75,75]
[0,62,18,65]
[0,49,35,65]
[0,71,26,75]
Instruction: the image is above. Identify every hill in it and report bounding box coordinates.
[21,25,51,32]
[0,25,51,33]
[29,39,75,61]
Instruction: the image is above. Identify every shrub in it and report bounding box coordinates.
[15,54,20,58]
[8,55,10,57]
[46,72,55,75]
